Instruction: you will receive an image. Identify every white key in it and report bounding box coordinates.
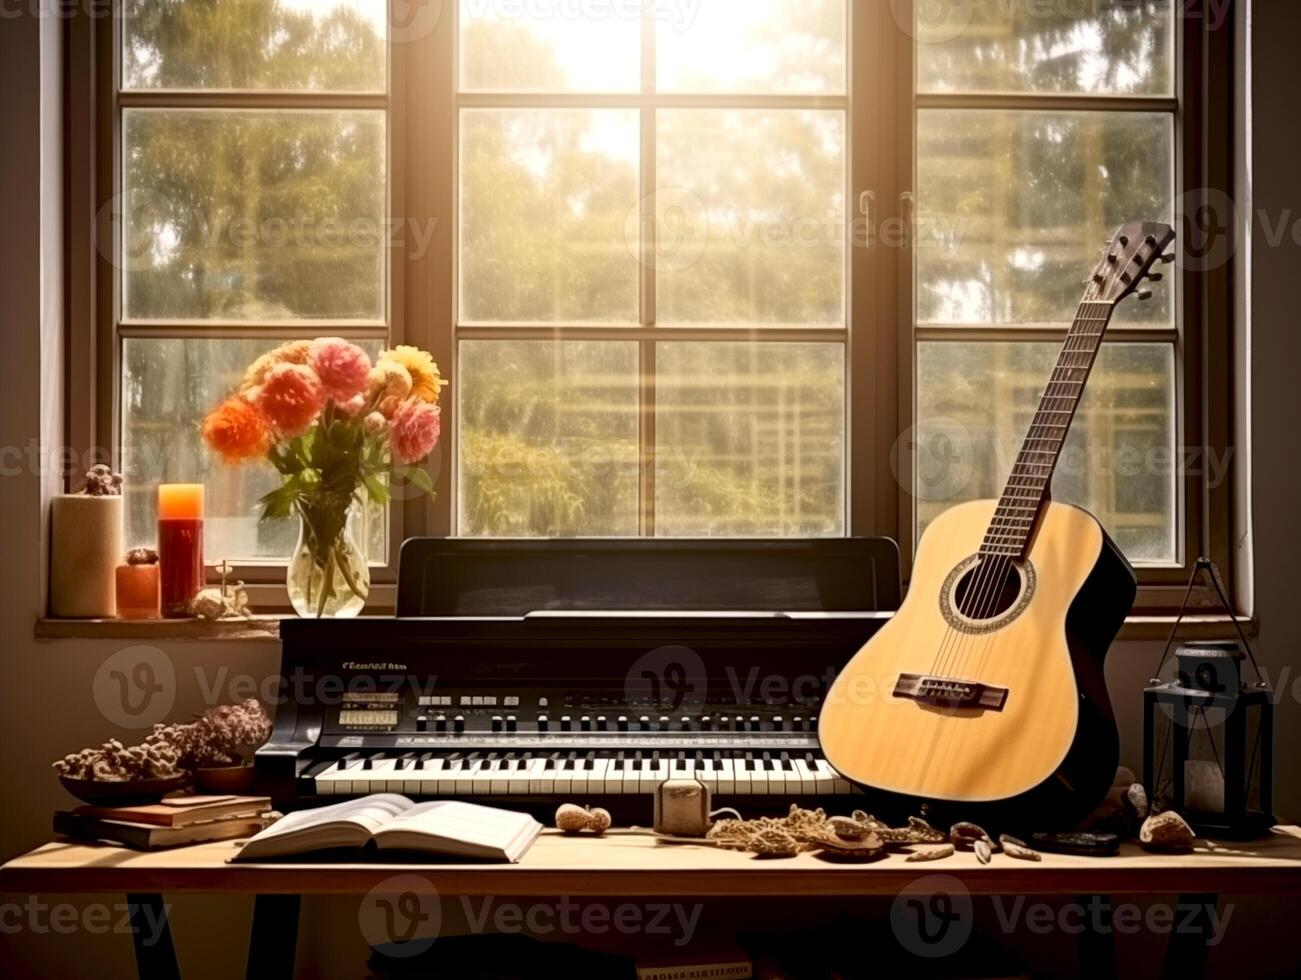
[622,760,643,795]
[793,758,819,794]
[453,760,475,796]
[525,758,552,795]
[569,759,590,796]
[592,759,619,795]
[715,758,735,795]
[471,759,504,795]
[552,758,573,797]
[316,760,364,796]
[748,760,769,796]
[811,759,839,795]
[732,761,753,795]
[507,760,531,796]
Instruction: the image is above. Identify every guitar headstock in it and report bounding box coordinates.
[1090,221,1177,304]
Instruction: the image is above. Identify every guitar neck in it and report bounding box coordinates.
[981,300,1117,559]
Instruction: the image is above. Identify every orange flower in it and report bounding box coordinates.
[202,397,271,464]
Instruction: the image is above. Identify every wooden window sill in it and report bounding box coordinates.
[34,613,1254,644]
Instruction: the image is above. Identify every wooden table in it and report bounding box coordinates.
[5,831,1301,979]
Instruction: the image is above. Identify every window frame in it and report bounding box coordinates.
[66,0,1238,617]
[448,2,863,539]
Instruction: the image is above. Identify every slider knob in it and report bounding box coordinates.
[491,716,504,733]
[506,715,518,733]
[537,715,549,732]
[416,716,428,733]
[453,715,466,734]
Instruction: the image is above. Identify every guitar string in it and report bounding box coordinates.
[952,311,1109,686]
[948,300,1112,682]
[913,234,1163,793]
[924,299,1111,780]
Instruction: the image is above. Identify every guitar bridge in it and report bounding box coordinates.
[894,674,1009,711]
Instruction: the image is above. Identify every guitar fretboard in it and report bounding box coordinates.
[980,300,1116,558]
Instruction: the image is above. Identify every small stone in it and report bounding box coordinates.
[1140,810,1196,852]
[587,807,612,835]
[555,803,592,833]
[828,816,873,842]
[1124,783,1150,821]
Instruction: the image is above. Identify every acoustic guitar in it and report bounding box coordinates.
[819,221,1177,827]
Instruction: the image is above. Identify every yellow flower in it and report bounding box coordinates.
[241,340,314,391]
[382,345,445,404]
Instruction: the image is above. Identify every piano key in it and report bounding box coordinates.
[715,757,735,795]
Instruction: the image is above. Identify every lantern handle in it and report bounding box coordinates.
[1151,557,1266,688]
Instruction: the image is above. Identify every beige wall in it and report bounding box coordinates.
[1,2,1297,977]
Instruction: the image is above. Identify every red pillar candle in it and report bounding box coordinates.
[158,484,205,618]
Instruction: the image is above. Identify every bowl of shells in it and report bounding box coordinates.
[53,736,191,806]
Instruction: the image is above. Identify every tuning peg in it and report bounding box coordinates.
[1137,290,1154,301]
[1107,254,1118,264]
[1092,273,1106,284]
[1147,272,1164,283]
[1118,235,1130,246]
[1160,253,1176,264]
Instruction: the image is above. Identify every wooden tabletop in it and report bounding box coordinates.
[4,831,1301,898]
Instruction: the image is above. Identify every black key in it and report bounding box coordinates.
[780,752,794,772]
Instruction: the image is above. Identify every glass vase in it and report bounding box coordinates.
[287,496,371,618]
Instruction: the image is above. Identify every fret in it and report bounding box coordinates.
[980,295,1115,550]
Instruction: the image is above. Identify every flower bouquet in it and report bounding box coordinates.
[202,339,444,618]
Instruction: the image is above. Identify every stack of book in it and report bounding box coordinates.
[54,795,275,850]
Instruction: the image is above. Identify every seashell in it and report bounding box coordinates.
[999,834,1042,862]
[906,844,955,863]
[974,840,993,864]
[555,803,592,833]
[951,822,994,851]
[1140,810,1196,852]
[587,807,612,835]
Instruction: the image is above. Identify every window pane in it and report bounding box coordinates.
[459,341,640,536]
[916,342,1177,564]
[459,0,641,92]
[656,110,846,326]
[460,110,640,324]
[656,343,845,537]
[122,339,386,563]
[914,0,1174,95]
[916,110,1173,327]
[658,0,846,94]
[123,109,387,321]
[123,0,388,91]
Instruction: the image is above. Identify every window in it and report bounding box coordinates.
[105,0,393,568]
[906,1,1207,580]
[455,1,850,537]
[78,2,1233,610]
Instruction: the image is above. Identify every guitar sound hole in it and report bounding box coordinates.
[954,560,1025,621]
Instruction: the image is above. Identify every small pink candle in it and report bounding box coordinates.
[158,484,205,618]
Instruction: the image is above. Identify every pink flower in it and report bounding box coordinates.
[310,338,372,405]
[254,364,323,436]
[389,398,441,465]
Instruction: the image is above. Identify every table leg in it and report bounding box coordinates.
[1077,894,1117,980]
[1161,893,1220,980]
[246,894,301,980]
[126,893,181,980]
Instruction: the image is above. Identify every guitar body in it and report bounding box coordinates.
[819,499,1136,828]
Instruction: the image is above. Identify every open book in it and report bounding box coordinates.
[232,795,542,863]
